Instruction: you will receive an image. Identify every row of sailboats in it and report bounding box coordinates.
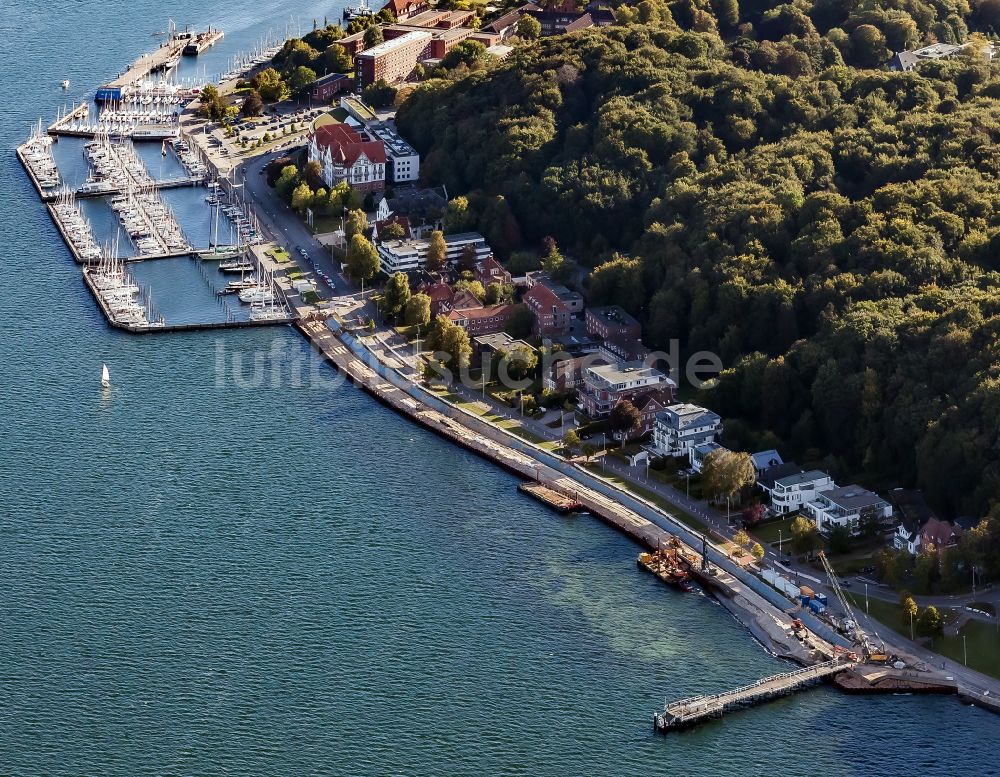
[89,250,165,328]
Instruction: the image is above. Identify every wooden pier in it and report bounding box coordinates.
[46,103,89,135]
[73,175,205,199]
[103,38,189,91]
[654,659,852,731]
[518,481,582,513]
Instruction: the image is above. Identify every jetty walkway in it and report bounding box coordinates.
[104,38,188,91]
[654,659,852,731]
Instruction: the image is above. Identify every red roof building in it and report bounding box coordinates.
[627,388,677,438]
[523,283,572,337]
[475,257,512,289]
[307,124,387,193]
[446,303,515,337]
[382,0,430,20]
[418,281,455,316]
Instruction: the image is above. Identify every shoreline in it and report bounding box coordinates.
[20,33,997,722]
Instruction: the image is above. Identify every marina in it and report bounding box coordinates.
[7,1,1000,771]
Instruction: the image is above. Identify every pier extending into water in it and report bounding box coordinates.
[654,660,852,732]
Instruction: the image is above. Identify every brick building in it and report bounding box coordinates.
[355,31,432,86]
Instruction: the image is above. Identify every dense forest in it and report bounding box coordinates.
[395,1,1000,519]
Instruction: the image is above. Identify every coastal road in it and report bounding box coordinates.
[235,150,355,295]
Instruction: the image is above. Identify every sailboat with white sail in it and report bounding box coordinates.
[101,363,110,388]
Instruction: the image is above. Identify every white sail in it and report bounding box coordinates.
[101,363,110,387]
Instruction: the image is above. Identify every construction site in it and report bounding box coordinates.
[649,544,963,731]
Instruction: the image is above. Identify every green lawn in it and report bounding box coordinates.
[311,215,343,234]
[847,591,904,631]
[266,247,291,263]
[830,551,879,577]
[845,592,1000,680]
[933,618,1000,679]
[750,517,797,546]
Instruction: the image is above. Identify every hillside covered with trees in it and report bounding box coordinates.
[395,3,1000,519]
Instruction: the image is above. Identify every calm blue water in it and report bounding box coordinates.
[1,2,998,774]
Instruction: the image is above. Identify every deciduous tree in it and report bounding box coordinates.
[426,230,447,273]
[346,234,379,280]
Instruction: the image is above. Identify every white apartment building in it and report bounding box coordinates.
[377,232,491,274]
[653,403,722,457]
[803,485,894,536]
[759,470,835,515]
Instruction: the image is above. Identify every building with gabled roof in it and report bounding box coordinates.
[446,302,515,337]
[308,123,386,193]
[382,0,430,20]
[580,361,675,419]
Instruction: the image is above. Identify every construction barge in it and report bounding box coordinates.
[637,537,694,592]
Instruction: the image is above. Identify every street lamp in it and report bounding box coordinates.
[686,473,690,499]
[910,609,914,641]
[778,529,782,557]
[865,582,869,615]
[963,635,968,666]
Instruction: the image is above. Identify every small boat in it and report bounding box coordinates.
[62,79,70,90]
[219,258,254,273]
[101,363,110,388]
[343,0,374,20]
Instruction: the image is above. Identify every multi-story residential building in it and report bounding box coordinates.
[759,470,836,515]
[355,31,432,87]
[629,389,677,438]
[579,361,674,419]
[377,232,491,274]
[522,282,572,337]
[307,124,386,193]
[653,403,722,457]
[523,5,605,35]
[586,306,641,343]
[803,485,893,536]
[404,9,476,28]
[375,186,447,237]
[544,355,592,392]
[474,257,512,289]
[524,273,584,312]
[689,441,726,474]
[446,303,515,337]
[364,121,419,183]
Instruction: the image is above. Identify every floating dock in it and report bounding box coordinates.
[73,175,205,200]
[654,659,853,731]
[517,482,582,513]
